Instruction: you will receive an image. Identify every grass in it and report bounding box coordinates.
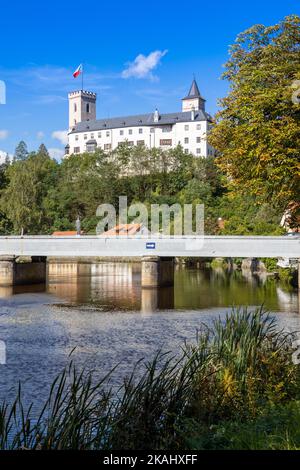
[0,306,299,450]
[183,401,300,450]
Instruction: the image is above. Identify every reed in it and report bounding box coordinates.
[0,307,299,450]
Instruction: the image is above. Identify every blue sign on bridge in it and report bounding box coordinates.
[146,242,156,250]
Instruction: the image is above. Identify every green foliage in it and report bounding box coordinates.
[185,401,300,450]
[14,140,29,161]
[261,258,279,272]
[0,148,58,234]
[210,258,228,269]
[0,140,285,235]
[209,15,300,214]
[217,194,284,235]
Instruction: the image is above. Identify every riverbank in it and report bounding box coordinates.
[178,257,299,288]
[0,307,299,450]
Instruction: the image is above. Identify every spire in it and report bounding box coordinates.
[181,77,206,112]
[188,79,201,98]
[183,78,202,100]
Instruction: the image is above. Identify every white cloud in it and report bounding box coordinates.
[0,130,9,140]
[37,131,45,139]
[0,150,12,163]
[122,50,168,80]
[48,148,65,160]
[52,130,68,145]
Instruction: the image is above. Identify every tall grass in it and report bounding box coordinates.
[0,307,299,450]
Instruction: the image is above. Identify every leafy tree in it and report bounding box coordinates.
[1,152,58,233]
[45,149,120,232]
[216,194,284,235]
[209,15,300,219]
[14,140,29,161]
[37,143,50,158]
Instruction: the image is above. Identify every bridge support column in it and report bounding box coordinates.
[0,255,47,286]
[141,256,174,288]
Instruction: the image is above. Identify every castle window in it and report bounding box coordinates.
[106,131,110,137]
[184,125,189,131]
[150,128,155,133]
[184,149,189,154]
[74,147,80,154]
[196,137,201,143]
[84,134,87,140]
[104,143,111,150]
[86,103,90,113]
[184,137,189,144]
[128,129,133,135]
[86,142,97,153]
[139,128,143,134]
[74,103,77,112]
[74,119,77,125]
[137,140,145,146]
[196,148,201,154]
[75,135,79,141]
[120,130,124,135]
[91,133,94,139]
[127,141,134,146]
[98,132,101,138]
[197,124,201,130]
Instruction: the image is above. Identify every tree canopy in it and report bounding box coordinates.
[209,15,300,216]
[0,142,283,235]
[14,140,29,161]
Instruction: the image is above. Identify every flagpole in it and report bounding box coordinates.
[81,63,84,91]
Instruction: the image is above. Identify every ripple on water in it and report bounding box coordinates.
[0,264,299,416]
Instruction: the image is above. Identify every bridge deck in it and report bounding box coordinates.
[0,236,299,258]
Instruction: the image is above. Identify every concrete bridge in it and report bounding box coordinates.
[0,235,299,288]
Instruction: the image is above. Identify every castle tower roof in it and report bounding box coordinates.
[182,79,204,100]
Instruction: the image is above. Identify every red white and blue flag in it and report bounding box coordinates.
[73,64,82,78]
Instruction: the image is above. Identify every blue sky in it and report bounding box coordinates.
[0,0,298,160]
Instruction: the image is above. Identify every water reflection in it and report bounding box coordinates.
[141,287,174,313]
[0,261,298,314]
[0,283,46,298]
[0,261,299,412]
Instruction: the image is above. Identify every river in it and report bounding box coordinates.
[0,261,299,412]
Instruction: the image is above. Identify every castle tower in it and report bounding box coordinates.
[68,90,97,129]
[181,79,205,112]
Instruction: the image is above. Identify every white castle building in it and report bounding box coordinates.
[65,79,215,157]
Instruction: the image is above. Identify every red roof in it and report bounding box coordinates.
[52,231,83,236]
[102,223,143,236]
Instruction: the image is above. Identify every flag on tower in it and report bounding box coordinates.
[73,64,83,78]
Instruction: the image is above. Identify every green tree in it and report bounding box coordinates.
[38,143,50,158]
[1,151,58,233]
[14,140,29,161]
[46,149,120,232]
[209,15,300,218]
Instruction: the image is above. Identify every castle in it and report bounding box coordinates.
[65,79,215,157]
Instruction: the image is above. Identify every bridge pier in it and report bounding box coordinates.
[141,256,175,288]
[0,255,47,287]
